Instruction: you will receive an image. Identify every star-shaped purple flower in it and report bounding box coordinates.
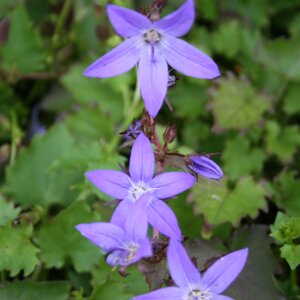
[134,239,248,300]
[86,133,195,241]
[76,195,152,267]
[84,0,220,117]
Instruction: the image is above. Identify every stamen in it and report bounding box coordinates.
[144,29,161,44]
[186,289,212,300]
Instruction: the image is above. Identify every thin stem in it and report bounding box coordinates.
[107,74,142,152]
[9,111,17,166]
[52,0,73,47]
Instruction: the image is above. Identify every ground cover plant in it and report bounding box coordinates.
[0,0,300,299]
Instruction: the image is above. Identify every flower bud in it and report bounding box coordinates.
[163,124,177,145]
[187,155,224,180]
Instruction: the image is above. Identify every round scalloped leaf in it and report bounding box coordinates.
[38,201,101,272]
[0,225,39,276]
[0,196,20,226]
[209,75,271,131]
[5,124,80,207]
[188,177,266,226]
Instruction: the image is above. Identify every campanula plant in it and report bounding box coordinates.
[76,1,248,299]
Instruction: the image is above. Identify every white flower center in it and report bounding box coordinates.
[144,29,161,44]
[186,290,212,300]
[124,242,139,263]
[128,181,150,202]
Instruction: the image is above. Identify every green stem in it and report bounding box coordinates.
[52,0,73,47]
[107,77,142,152]
[9,111,17,166]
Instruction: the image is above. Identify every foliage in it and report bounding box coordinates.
[0,0,299,298]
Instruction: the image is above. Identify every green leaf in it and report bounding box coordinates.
[0,225,39,276]
[188,177,266,226]
[88,281,132,300]
[255,37,300,81]
[38,201,101,272]
[5,124,81,207]
[212,21,242,58]
[0,5,45,74]
[281,244,300,270]
[209,75,270,130]
[168,80,207,119]
[222,136,266,180]
[0,0,20,13]
[220,0,269,27]
[265,121,300,162]
[60,64,128,122]
[0,196,20,226]
[227,226,281,299]
[91,262,148,299]
[270,212,300,244]
[63,107,114,143]
[272,172,300,216]
[283,82,300,115]
[0,281,70,300]
[270,212,300,270]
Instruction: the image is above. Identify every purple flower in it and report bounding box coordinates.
[121,120,142,141]
[84,0,220,117]
[188,155,224,180]
[76,195,152,267]
[134,239,248,300]
[85,133,195,241]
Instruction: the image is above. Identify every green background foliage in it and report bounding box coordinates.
[0,0,299,298]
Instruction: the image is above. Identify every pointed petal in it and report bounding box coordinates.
[133,287,183,300]
[161,36,220,79]
[85,170,130,199]
[147,199,182,240]
[138,46,168,117]
[84,37,142,78]
[202,248,249,294]
[167,239,202,288]
[150,172,195,199]
[110,199,132,226]
[212,296,233,300]
[75,222,125,251]
[107,4,151,38]
[154,0,195,37]
[129,133,155,182]
[125,194,149,240]
[134,238,153,261]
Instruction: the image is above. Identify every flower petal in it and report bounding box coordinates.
[154,0,195,37]
[85,170,131,199]
[202,248,249,294]
[84,37,142,78]
[188,155,224,180]
[125,194,149,240]
[134,238,153,262]
[133,287,183,300]
[150,172,195,199]
[167,239,202,288]
[138,45,168,117]
[110,199,132,226]
[107,4,151,38]
[129,133,155,182]
[212,296,233,300]
[147,198,182,240]
[75,222,125,251]
[161,35,220,79]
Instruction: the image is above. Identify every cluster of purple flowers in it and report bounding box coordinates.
[76,1,248,299]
